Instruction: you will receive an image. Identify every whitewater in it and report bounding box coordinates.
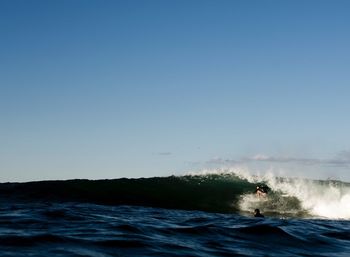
[187,167,350,219]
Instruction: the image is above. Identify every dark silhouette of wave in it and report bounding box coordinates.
[0,174,253,213]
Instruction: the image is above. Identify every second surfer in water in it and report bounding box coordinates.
[254,209,264,218]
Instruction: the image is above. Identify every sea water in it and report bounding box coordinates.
[1,172,350,256]
[0,203,349,257]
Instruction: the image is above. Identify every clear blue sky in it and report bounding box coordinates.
[1,0,350,182]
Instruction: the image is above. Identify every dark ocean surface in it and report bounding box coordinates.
[0,174,349,256]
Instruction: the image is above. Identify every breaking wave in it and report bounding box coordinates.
[188,168,350,219]
[1,169,349,219]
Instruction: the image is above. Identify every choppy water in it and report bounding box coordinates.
[0,202,349,257]
[1,172,350,256]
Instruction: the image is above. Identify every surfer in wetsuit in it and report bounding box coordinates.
[255,185,269,197]
[254,209,264,218]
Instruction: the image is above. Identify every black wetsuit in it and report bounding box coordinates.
[254,213,264,218]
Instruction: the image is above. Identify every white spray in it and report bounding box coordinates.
[186,167,350,219]
[264,175,350,219]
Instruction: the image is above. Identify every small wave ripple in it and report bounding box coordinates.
[0,202,349,256]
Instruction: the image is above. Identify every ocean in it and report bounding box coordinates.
[0,173,349,256]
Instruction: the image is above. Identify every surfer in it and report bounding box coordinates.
[254,209,264,218]
[255,185,269,197]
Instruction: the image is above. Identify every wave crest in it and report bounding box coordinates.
[1,169,350,219]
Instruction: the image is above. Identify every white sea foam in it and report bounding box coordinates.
[186,167,350,219]
[264,176,350,219]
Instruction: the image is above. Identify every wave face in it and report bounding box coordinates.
[1,171,350,219]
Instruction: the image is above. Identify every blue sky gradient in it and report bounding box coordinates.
[1,0,350,181]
